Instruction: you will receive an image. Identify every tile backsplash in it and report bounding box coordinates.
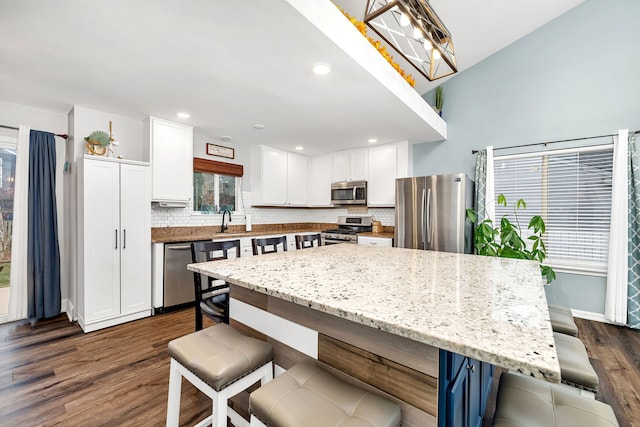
[151,191,395,228]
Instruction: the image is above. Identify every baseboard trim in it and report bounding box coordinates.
[63,298,74,321]
[571,309,611,324]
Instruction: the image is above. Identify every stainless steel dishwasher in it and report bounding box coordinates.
[163,242,198,309]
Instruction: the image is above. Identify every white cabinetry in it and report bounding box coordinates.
[367,141,409,207]
[77,157,151,332]
[309,155,333,206]
[332,148,368,182]
[148,117,193,203]
[358,236,393,247]
[251,145,309,206]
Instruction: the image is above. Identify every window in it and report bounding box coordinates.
[493,145,613,274]
[193,172,238,213]
[192,158,243,214]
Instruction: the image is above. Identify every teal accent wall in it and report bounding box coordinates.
[412,0,640,315]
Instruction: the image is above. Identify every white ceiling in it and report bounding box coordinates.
[0,0,584,156]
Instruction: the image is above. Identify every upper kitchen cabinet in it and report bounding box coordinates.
[368,141,409,207]
[146,117,193,203]
[309,154,333,207]
[332,148,368,182]
[251,145,309,206]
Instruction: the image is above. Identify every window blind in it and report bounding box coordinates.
[493,145,613,273]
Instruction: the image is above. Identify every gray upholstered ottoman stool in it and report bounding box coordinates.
[249,360,401,427]
[493,373,618,427]
[166,323,274,427]
[554,332,599,392]
[548,304,579,336]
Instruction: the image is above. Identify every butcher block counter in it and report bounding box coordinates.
[188,244,560,426]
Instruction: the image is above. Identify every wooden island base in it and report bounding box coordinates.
[230,284,438,426]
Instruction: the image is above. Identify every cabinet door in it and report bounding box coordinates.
[287,153,308,206]
[260,146,288,205]
[332,152,349,182]
[368,144,397,206]
[120,164,152,314]
[349,148,369,181]
[447,357,470,427]
[310,155,333,206]
[83,159,121,321]
[150,118,193,202]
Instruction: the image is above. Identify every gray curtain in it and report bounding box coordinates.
[27,130,60,319]
[628,133,640,329]
[474,150,488,224]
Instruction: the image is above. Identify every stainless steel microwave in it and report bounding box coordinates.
[331,180,367,205]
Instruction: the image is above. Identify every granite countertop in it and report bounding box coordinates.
[151,223,332,243]
[188,244,561,383]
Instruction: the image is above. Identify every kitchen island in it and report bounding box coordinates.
[188,244,560,426]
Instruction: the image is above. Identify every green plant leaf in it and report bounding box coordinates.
[497,194,507,206]
[466,208,477,224]
[516,198,526,209]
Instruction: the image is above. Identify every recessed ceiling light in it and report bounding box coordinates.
[253,124,265,130]
[312,63,332,76]
[368,138,378,143]
[177,112,190,118]
[295,146,304,151]
[220,135,232,142]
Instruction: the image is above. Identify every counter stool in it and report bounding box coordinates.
[167,323,274,427]
[493,373,618,427]
[249,360,401,427]
[548,304,579,336]
[554,332,599,392]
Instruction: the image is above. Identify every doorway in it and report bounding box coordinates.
[0,135,16,322]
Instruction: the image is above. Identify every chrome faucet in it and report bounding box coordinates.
[221,210,232,233]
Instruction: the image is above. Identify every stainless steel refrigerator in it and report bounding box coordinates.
[394,173,474,253]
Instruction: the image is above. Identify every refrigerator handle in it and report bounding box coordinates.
[421,188,427,246]
[426,188,432,245]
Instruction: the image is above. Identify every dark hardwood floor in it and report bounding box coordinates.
[0,310,638,426]
[576,318,640,427]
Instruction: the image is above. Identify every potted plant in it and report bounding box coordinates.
[466,194,556,284]
[434,86,444,116]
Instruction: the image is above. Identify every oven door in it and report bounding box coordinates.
[322,236,355,245]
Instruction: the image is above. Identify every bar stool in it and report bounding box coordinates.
[252,236,287,255]
[548,304,579,336]
[554,332,599,392]
[249,360,401,427]
[167,323,274,427]
[493,373,618,427]
[294,233,322,249]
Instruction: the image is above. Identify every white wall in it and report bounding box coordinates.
[0,101,68,307]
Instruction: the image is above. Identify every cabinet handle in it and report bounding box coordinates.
[466,364,476,373]
[123,229,126,249]
[115,229,118,249]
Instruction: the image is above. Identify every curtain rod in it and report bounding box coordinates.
[471,129,640,154]
[0,124,68,140]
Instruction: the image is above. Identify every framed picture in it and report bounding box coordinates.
[206,143,234,159]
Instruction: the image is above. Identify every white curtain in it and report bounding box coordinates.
[485,146,496,223]
[605,129,629,324]
[8,125,30,321]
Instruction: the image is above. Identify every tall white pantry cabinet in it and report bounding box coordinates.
[77,156,151,332]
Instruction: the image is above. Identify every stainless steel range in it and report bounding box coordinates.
[321,216,373,245]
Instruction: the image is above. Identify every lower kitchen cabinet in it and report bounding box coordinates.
[77,157,151,332]
[357,235,393,247]
[439,349,494,427]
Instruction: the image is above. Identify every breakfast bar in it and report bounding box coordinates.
[188,244,560,427]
